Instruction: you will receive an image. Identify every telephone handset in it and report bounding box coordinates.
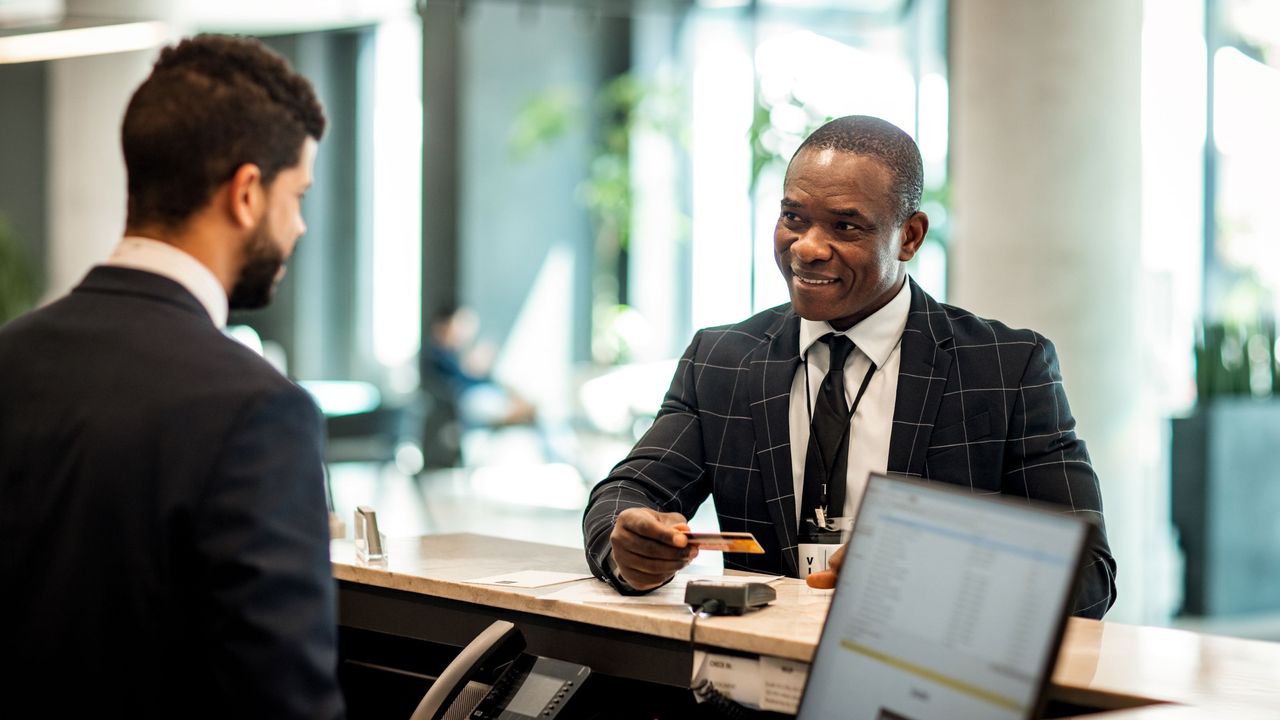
[411,620,593,720]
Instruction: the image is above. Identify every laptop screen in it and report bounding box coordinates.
[797,473,1090,720]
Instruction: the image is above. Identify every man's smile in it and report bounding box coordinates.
[792,267,840,287]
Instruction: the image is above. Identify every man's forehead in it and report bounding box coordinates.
[787,146,887,176]
[793,146,843,167]
[783,148,892,194]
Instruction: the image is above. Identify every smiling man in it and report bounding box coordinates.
[0,35,343,717]
[582,115,1117,620]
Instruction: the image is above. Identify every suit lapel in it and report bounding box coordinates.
[748,308,802,576]
[888,280,954,478]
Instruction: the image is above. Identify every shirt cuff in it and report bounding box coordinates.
[604,550,638,592]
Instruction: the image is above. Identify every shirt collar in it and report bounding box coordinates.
[103,236,229,328]
[798,276,912,367]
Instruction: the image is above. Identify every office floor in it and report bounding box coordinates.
[330,462,587,548]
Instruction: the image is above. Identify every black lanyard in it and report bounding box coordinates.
[803,342,877,522]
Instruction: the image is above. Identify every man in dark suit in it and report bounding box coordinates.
[0,36,344,716]
[582,115,1117,619]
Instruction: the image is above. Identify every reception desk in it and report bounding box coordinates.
[333,534,1280,718]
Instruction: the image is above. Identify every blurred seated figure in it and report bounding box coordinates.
[425,306,586,480]
[428,305,536,430]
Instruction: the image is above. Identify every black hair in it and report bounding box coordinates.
[794,115,923,224]
[122,34,326,230]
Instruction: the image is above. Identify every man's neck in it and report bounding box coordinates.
[126,222,237,296]
[827,273,907,332]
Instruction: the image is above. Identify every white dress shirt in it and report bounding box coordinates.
[789,277,911,528]
[104,236,229,328]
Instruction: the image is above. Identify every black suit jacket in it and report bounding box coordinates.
[0,267,344,717]
[584,280,1117,619]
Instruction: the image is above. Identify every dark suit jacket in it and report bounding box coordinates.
[0,267,344,717]
[584,280,1117,619]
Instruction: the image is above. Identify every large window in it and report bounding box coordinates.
[1212,0,1280,327]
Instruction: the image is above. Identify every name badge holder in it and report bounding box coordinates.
[799,518,846,578]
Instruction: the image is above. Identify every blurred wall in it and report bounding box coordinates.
[456,3,625,403]
[0,60,46,282]
[950,0,1163,622]
[46,49,155,299]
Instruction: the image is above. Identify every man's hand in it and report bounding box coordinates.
[805,543,847,589]
[609,508,700,591]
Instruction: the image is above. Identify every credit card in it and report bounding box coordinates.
[683,531,766,554]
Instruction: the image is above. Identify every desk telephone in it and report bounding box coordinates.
[411,621,593,720]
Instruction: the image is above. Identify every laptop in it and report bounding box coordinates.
[796,472,1094,720]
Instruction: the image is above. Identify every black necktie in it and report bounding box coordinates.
[802,334,855,531]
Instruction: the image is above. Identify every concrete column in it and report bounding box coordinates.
[45,0,182,298]
[46,50,154,298]
[950,0,1156,622]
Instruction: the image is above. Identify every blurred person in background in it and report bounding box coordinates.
[427,305,584,474]
[428,304,537,430]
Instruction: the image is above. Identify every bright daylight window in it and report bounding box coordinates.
[1200,0,1280,400]
[370,12,423,389]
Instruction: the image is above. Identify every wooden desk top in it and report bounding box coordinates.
[332,534,1280,716]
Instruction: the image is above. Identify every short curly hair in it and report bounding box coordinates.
[793,115,923,225]
[122,34,326,231]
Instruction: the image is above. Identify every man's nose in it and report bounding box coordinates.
[790,228,831,263]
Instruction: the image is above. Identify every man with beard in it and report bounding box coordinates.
[583,115,1117,620]
[0,36,343,717]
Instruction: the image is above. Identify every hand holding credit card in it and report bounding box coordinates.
[683,531,766,554]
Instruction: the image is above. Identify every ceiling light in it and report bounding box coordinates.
[0,19,166,64]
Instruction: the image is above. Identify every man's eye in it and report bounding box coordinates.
[781,212,800,222]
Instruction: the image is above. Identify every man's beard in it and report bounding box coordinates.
[228,224,286,311]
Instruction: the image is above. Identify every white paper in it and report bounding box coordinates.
[682,573,784,585]
[539,573,782,605]
[463,570,593,589]
[759,655,809,714]
[692,650,762,708]
[688,652,810,714]
[540,580,689,605]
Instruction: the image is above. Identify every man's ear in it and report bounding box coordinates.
[225,163,264,230]
[897,211,929,262]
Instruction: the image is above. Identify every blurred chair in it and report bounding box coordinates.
[418,369,463,470]
[300,380,423,472]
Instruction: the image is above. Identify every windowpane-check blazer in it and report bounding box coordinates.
[583,279,1117,619]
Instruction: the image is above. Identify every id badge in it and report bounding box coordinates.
[798,518,851,578]
[799,542,839,578]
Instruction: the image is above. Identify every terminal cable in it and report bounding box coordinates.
[688,600,751,720]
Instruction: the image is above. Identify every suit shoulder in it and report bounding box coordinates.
[0,295,71,342]
[932,300,1045,346]
[697,303,792,343]
[682,304,792,364]
[200,334,316,409]
[192,343,320,454]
